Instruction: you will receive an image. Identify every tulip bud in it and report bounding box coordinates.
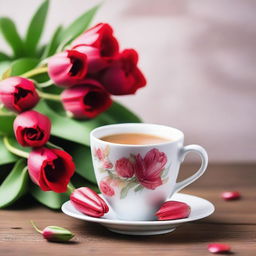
[100,49,146,95]
[13,110,51,147]
[221,191,241,200]
[70,187,109,217]
[61,79,112,119]
[48,49,88,87]
[0,77,39,113]
[31,221,74,242]
[71,23,119,58]
[155,201,191,221]
[28,147,75,193]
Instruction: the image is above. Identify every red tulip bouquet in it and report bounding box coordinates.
[0,1,146,209]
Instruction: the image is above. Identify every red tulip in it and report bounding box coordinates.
[99,180,115,197]
[28,147,75,193]
[0,77,39,113]
[14,110,51,147]
[134,148,167,190]
[48,49,88,87]
[70,187,109,217]
[155,201,191,221]
[100,49,146,95]
[72,44,110,74]
[71,23,119,58]
[61,79,112,119]
[208,243,231,254]
[115,157,134,178]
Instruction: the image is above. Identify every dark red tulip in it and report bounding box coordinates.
[61,79,112,119]
[71,23,119,58]
[115,157,134,178]
[14,110,51,147]
[100,49,146,95]
[28,147,75,193]
[208,243,231,254]
[70,187,109,217]
[221,191,241,200]
[156,201,191,221]
[134,148,167,190]
[0,77,39,113]
[48,49,88,87]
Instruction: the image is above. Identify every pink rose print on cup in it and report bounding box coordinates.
[115,157,134,178]
[134,148,167,190]
[100,180,115,197]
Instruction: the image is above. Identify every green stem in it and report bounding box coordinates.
[3,137,29,159]
[66,183,75,195]
[37,90,61,102]
[30,220,43,234]
[37,79,53,88]
[21,66,48,78]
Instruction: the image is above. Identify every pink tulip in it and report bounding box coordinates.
[70,187,109,217]
[61,79,112,119]
[0,77,39,113]
[28,147,75,193]
[48,49,88,87]
[14,110,51,147]
[134,148,167,190]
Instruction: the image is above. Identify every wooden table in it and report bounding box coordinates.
[0,164,255,256]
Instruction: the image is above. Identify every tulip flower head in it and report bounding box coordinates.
[14,110,51,147]
[70,187,109,217]
[48,49,88,87]
[61,79,112,119]
[0,77,39,112]
[100,49,146,95]
[28,147,75,193]
[71,23,119,58]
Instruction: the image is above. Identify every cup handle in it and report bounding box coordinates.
[173,145,208,193]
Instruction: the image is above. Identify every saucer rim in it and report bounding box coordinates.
[61,193,215,226]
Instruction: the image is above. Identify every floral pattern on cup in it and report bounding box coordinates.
[93,147,170,199]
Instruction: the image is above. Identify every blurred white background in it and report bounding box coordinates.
[0,0,255,162]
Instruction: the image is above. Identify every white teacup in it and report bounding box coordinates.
[90,123,208,221]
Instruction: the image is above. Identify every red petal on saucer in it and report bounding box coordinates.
[208,243,231,254]
[155,201,191,221]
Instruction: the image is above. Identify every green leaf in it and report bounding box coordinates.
[134,184,143,192]
[0,17,24,57]
[105,101,142,123]
[0,52,11,61]
[0,159,28,208]
[67,142,96,184]
[0,113,15,136]
[9,58,39,76]
[0,137,17,165]
[35,100,115,146]
[41,25,63,59]
[59,4,100,44]
[120,182,138,199]
[25,0,49,56]
[71,173,99,192]
[30,183,69,209]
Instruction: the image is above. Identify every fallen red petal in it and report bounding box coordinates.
[208,243,231,254]
[221,191,241,200]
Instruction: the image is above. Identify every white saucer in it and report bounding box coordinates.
[62,193,214,236]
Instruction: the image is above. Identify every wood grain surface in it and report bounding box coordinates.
[0,163,255,256]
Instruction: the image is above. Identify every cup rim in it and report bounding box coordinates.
[90,123,184,147]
